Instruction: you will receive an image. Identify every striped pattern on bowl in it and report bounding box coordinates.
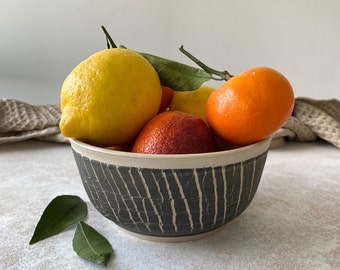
[72,150,268,238]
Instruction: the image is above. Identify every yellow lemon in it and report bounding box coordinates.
[169,85,215,123]
[60,48,162,147]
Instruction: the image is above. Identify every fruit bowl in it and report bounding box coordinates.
[69,137,271,242]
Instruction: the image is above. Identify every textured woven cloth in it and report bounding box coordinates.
[272,97,340,148]
[0,99,68,144]
[0,98,339,148]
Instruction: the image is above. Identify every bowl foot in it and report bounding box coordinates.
[116,224,227,243]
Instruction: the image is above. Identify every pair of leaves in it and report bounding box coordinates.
[29,195,112,266]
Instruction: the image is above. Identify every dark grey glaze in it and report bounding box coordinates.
[73,150,268,237]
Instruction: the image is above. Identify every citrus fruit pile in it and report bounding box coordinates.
[60,43,294,154]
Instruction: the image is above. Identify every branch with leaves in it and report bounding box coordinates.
[101,25,233,91]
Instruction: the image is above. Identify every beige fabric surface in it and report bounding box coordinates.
[272,97,340,148]
[0,98,339,148]
[0,99,68,144]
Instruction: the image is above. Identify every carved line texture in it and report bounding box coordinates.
[73,151,268,237]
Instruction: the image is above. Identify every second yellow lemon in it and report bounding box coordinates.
[169,85,215,123]
[60,48,162,147]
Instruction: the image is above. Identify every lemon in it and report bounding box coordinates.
[60,48,162,147]
[169,85,215,123]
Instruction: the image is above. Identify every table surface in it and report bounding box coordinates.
[1,139,339,270]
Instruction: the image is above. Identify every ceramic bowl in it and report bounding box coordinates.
[70,137,271,242]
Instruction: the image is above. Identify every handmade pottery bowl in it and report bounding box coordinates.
[70,137,271,242]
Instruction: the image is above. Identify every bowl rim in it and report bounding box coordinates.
[69,136,271,169]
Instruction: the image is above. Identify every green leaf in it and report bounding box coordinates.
[140,52,213,91]
[73,221,113,266]
[29,195,88,245]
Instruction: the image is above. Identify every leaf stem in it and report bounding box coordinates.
[179,46,233,81]
[101,26,117,49]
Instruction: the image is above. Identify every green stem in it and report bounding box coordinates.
[179,46,233,81]
[101,26,117,49]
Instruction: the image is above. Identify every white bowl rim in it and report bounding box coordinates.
[70,136,271,169]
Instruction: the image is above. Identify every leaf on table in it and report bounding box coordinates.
[140,52,213,91]
[73,221,113,266]
[29,195,88,245]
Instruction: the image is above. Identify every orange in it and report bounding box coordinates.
[158,86,174,113]
[206,66,294,145]
[132,111,218,154]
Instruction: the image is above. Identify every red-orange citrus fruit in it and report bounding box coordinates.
[206,66,294,145]
[132,111,218,154]
[158,86,174,113]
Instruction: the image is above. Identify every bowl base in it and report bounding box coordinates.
[117,224,227,243]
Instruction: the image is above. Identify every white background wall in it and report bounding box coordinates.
[1,0,339,104]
